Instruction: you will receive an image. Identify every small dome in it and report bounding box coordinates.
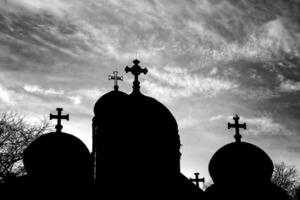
[209,141,273,185]
[94,90,128,117]
[23,132,92,182]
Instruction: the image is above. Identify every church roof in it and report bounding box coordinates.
[208,115,274,186]
[125,93,180,148]
[93,61,180,148]
[94,69,128,116]
[23,108,91,183]
[209,141,273,185]
[93,61,181,175]
[23,131,91,179]
[93,90,128,116]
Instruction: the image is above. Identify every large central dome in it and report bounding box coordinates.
[92,61,204,198]
[93,60,181,178]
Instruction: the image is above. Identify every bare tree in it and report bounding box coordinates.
[0,112,51,182]
[272,162,300,198]
[294,185,300,200]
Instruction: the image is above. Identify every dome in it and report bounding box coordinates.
[94,92,181,170]
[118,93,181,174]
[208,141,273,186]
[126,93,179,145]
[23,132,92,182]
[94,90,128,117]
[94,60,181,177]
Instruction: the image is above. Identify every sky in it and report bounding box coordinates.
[0,0,300,181]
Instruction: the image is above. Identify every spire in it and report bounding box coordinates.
[108,70,123,91]
[125,59,148,94]
[50,108,69,133]
[228,114,246,142]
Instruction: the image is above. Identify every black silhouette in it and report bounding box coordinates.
[108,70,123,91]
[0,59,293,199]
[21,108,92,198]
[92,60,203,198]
[125,59,148,94]
[228,114,246,142]
[49,108,69,133]
[206,115,292,200]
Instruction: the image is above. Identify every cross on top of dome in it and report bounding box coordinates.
[50,108,69,133]
[125,59,148,94]
[108,70,123,91]
[227,115,246,142]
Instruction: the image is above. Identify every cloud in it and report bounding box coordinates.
[0,84,18,105]
[279,80,300,92]
[234,87,279,100]
[3,0,72,17]
[67,88,106,105]
[262,18,299,54]
[178,116,198,129]
[209,115,224,121]
[142,66,237,103]
[23,84,64,96]
[23,84,105,105]
[68,96,81,105]
[72,88,106,101]
[188,18,299,68]
[246,116,294,136]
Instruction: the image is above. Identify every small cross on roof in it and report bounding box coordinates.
[50,108,69,133]
[108,70,123,91]
[228,114,246,142]
[125,59,148,94]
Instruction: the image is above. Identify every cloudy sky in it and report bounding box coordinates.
[1,0,300,181]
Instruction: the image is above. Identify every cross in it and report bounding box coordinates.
[125,59,148,94]
[50,108,69,133]
[190,173,205,188]
[108,70,123,91]
[228,114,246,142]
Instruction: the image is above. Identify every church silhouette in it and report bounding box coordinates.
[0,60,292,199]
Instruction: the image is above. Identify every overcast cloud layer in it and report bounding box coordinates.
[0,0,300,180]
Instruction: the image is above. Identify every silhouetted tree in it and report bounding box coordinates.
[272,162,300,198]
[0,112,50,182]
[294,185,300,200]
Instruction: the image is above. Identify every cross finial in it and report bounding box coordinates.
[50,108,69,133]
[108,70,123,91]
[228,114,246,142]
[125,59,148,94]
[190,173,205,188]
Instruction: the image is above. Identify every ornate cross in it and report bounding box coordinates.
[228,114,246,142]
[50,108,69,133]
[190,173,205,188]
[125,59,148,94]
[108,70,123,91]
